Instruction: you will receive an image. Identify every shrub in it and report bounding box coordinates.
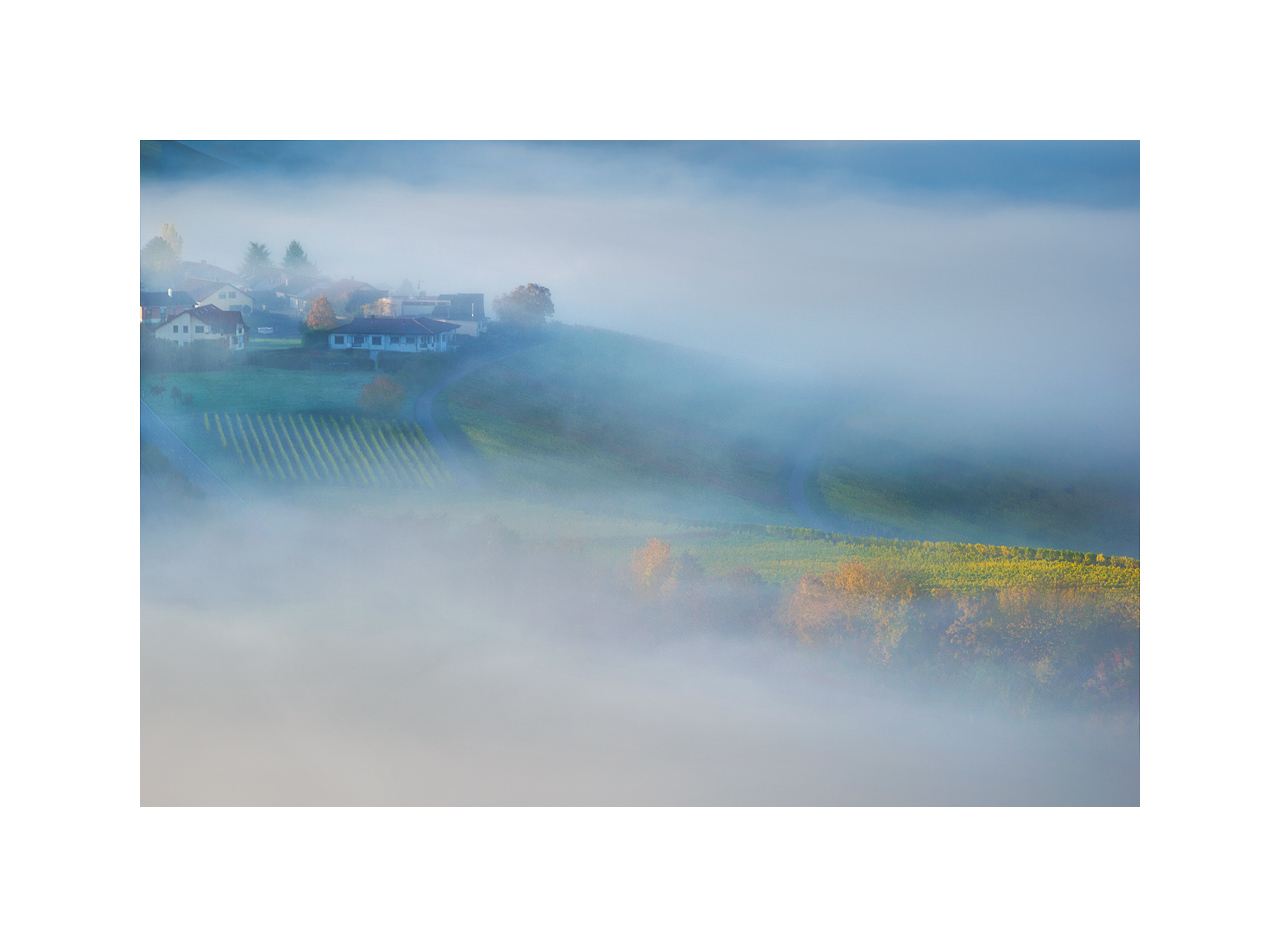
[357,374,406,417]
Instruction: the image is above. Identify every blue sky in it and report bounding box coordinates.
[174,140,1138,207]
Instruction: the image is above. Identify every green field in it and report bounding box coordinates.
[141,324,1139,708]
[442,327,819,521]
[814,421,1140,556]
[143,366,375,416]
[142,324,1140,577]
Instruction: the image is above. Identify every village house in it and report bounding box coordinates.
[140,289,196,324]
[327,316,459,357]
[152,305,247,350]
[436,294,488,336]
[264,275,328,312]
[177,278,255,315]
[392,293,488,336]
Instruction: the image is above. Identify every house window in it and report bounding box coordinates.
[333,335,345,344]
[354,335,365,345]
[389,336,399,344]
[372,336,382,345]
[172,325,179,333]
[195,325,204,333]
[182,325,189,333]
[228,291,236,298]
[218,292,226,299]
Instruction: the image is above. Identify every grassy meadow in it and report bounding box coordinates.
[814,421,1140,557]
[443,327,817,518]
[141,323,1138,707]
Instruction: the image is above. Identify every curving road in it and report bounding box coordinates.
[413,343,540,491]
[787,415,847,531]
[416,342,844,528]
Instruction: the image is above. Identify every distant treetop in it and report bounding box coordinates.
[283,240,317,277]
[494,283,554,327]
[241,242,273,280]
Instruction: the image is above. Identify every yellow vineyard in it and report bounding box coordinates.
[204,412,449,487]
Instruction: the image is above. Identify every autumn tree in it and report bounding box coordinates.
[364,297,396,318]
[493,283,555,326]
[630,538,672,594]
[357,375,406,417]
[305,295,338,330]
[160,223,183,260]
[782,559,927,657]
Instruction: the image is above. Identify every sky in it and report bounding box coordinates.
[141,141,1139,457]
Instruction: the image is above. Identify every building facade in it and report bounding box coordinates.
[151,305,247,350]
[327,317,459,356]
[140,290,196,325]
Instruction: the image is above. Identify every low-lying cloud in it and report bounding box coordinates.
[141,506,1139,804]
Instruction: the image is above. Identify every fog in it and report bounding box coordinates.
[140,143,1140,803]
[141,505,1138,805]
[142,141,1139,459]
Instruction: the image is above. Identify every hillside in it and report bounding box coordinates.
[443,326,1140,554]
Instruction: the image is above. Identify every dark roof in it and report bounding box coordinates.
[141,291,195,307]
[177,277,247,300]
[329,317,459,337]
[153,305,247,335]
[438,293,486,319]
[274,276,326,296]
[176,260,241,283]
[323,278,376,297]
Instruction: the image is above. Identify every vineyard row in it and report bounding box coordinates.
[205,412,449,487]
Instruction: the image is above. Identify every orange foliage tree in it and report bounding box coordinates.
[630,538,672,595]
[782,559,926,657]
[305,295,338,330]
[357,375,406,417]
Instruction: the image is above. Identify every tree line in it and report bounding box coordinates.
[626,537,1139,708]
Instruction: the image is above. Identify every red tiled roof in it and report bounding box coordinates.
[151,305,246,335]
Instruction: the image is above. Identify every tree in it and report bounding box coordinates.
[304,295,338,330]
[395,279,416,297]
[283,240,316,276]
[630,538,672,593]
[364,297,395,318]
[357,375,406,417]
[140,236,178,279]
[493,283,555,326]
[160,223,183,261]
[241,242,272,280]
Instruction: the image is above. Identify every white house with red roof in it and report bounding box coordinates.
[151,305,247,350]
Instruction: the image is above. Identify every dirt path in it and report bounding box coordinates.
[787,416,846,531]
[413,343,540,491]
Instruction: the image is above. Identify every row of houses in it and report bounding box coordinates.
[141,280,488,336]
[143,307,463,356]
